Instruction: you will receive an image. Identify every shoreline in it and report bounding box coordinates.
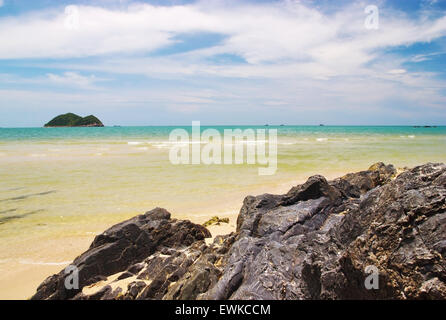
[0,171,331,300]
[29,162,446,300]
[0,163,440,299]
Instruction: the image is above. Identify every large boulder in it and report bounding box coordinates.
[31,208,210,300]
[201,163,445,299]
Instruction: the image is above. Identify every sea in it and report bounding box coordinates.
[0,125,445,298]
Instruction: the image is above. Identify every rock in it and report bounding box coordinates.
[282,174,342,204]
[164,233,236,300]
[31,163,446,300]
[203,216,230,227]
[338,162,396,194]
[201,162,445,300]
[31,208,210,300]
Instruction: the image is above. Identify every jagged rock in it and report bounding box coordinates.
[31,208,210,300]
[340,162,397,194]
[169,233,237,300]
[201,163,445,300]
[32,163,446,300]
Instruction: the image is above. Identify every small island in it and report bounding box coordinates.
[44,113,104,127]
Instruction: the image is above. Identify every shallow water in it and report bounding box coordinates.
[0,125,445,299]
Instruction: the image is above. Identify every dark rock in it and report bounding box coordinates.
[280,175,341,205]
[31,207,210,300]
[165,233,236,300]
[200,162,445,300]
[339,162,396,194]
[127,281,147,299]
[116,271,134,281]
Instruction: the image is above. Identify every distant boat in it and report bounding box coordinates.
[113,125,122,127]
[319,124,325,126]
[280,124,285,126]
[264,124,269,126]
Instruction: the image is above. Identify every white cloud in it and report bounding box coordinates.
[46,72,104,88]
[0,0,4,8]
[387,69,407,74]
[411,51,446,62]
[1,1,445,67]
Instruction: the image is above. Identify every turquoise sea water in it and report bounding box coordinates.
[0,125,445,299]
[1,125,445,141]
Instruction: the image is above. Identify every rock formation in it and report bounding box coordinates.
[32,162,446,300]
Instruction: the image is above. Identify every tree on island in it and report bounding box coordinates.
[44,113,104,127]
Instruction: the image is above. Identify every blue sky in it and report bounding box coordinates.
[0,0,446,126]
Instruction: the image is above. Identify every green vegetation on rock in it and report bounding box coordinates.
[203,216,230,227]
[44,113,104,127]
[74,115,103,126]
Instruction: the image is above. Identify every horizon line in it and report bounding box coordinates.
[1,124,445,129]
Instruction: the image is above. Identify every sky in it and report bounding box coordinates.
[0,0,446,127]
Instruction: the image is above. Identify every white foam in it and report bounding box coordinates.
[128,141,143,145]
[152,143,171,149]
[244,140,268,145]
[316,138,328,142]
[408,135,415,139]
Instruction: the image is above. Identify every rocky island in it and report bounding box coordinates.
[32,162,446,300]
[44,113,104,127]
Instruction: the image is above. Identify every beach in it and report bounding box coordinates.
[1,125,445,299]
